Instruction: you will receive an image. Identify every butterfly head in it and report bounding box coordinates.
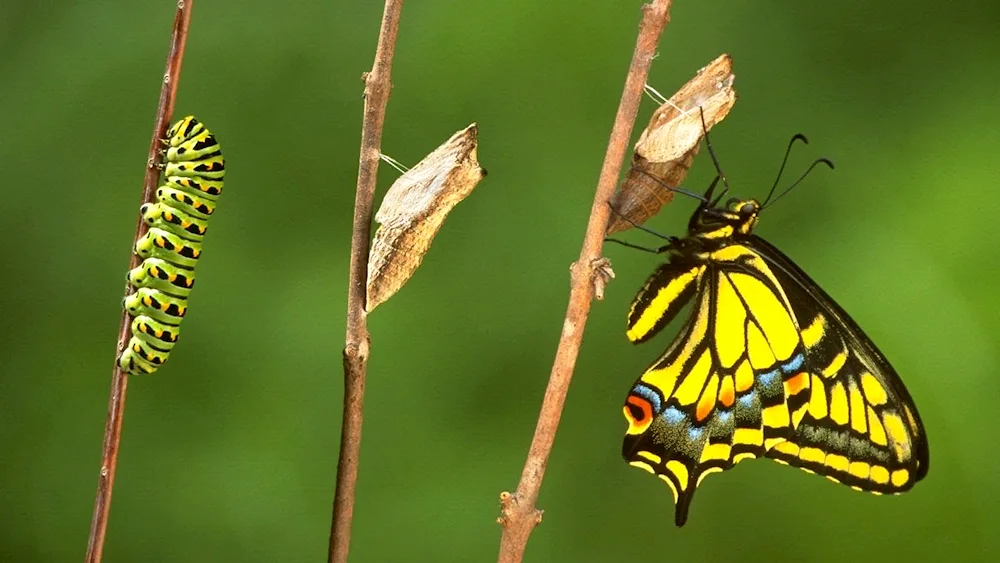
[726,197,760,234]
[692,197,760,242]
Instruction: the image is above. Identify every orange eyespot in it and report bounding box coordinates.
[625,394,654,428]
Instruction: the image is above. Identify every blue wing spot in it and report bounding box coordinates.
[632,383,663,413]
[759,369,780,386]
[716,410,732,423]
[688,426,705,441]
[782,352,805,373]
[739,392,756,408]
[662,407,685,424]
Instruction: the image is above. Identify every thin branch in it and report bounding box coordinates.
[327,1,403,562]
[85,2,193,562]
[496,2,673,561]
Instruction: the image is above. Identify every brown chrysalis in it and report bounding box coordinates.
[608,54,737,234]
[366,124,486,312]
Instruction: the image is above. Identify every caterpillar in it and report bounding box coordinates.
[118,116,225,375]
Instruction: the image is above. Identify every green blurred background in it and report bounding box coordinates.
[2,1,998,561]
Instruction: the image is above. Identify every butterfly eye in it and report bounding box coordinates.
[740,201,756,215]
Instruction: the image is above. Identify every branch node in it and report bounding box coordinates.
[344,332,371,362]
[497,491,543,528]
[568,256,615,301]
[498,490,517,518]
[591,257,615,301]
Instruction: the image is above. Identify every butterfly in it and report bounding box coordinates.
[619,135,929,526]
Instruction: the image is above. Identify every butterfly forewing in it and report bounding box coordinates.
[748,235,929,491]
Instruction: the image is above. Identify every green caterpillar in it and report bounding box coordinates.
[118,116,225,375]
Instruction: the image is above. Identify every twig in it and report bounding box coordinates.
[496,2,673,561]
[84,2,193,562]
[327,1,403,562]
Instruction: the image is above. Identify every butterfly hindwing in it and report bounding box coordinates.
[623,242,807,525]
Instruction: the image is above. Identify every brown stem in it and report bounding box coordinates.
[327,1,403,562]
[496,2,673,561]
[84,3,193,562]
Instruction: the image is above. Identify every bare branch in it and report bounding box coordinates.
[85,2,194,562]
[496,2,674,561]
[327,1,404,562]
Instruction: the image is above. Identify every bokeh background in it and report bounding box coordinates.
[2,1,998,561]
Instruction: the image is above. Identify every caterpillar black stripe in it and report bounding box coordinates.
[119,116,225,375]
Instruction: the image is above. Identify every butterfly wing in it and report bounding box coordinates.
[747,235,929,491]
[622,239,928,526]
[623,243,807,525]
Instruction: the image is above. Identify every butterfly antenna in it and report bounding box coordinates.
[699,107,732,200]
[762,134,810,207]
[764,157,835,209]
